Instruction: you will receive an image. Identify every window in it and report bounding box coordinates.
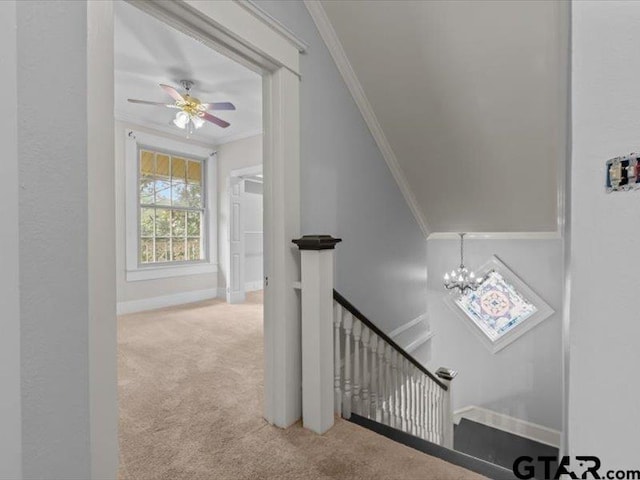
[125,130,217,282]
[445,256,554,353]
[138,149,205,265]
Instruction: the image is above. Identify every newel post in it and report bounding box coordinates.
[436,367,458,449]
[292,235,342,434]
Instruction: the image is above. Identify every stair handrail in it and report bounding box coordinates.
[333,289,448,392]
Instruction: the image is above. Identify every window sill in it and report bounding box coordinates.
[126,262,218,282]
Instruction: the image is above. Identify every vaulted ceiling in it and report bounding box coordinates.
[319,0,568,233]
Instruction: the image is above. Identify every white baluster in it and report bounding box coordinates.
[361,327,370,418]
[342,312,353,419]
[377,337,386,424]
[388,348,396,428]
[399,357,407,431]
[406,361,414,435]
[423,377,433,441]
[417,374,424,439]
[352,319,362,416]
[384,344,393,426]
[333,302,342,416]
[369,333,378,419]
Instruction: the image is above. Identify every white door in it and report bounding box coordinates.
[227,177,246,304]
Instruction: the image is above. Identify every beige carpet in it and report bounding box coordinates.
[118,291,485,480]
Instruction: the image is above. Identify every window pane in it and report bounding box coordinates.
[155,238,170,263]
[140,208,154,236]
[155,209,171,236]
[172,157,187,180]
[139,177,154,205]
[171,210,186,236]
[140,150,154,176]
[187,238,201,261]
[172,239,186,261]
[154,179,171,205]
[140,238,154,263]
[186,211,201,236]
[171,180,188,207]
[187,182,202,207]
[187,160,201,184]
[156,153,170,178]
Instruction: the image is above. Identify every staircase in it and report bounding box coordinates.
[332,290,454,447]
[292,235,541,479]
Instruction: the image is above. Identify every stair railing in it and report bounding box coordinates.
[293,235,456,448]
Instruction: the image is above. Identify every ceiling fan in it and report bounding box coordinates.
[127,80,235,135]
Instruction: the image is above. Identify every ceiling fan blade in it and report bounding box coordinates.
[128,99,177,107]
[203,102,236,111]
[160,84,184,102]
[202,112,230,128]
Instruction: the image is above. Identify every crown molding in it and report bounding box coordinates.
[427,231,562,241]
[303,0,431,237]
[237,0,309,53]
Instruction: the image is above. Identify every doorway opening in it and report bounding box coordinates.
[113,2,268,477]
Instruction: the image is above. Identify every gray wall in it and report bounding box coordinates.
[427,238,563,431]
[259,1,429,330]
[570,1,640,467]
[17,1,91,478]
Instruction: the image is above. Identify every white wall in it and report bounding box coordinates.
[0,1,22,477]
[258,2,429,332]
[570,1,640,467]
[115,120,218,306]
[17,1,91,477]
[217,134,262,292]
[427,238,563,431]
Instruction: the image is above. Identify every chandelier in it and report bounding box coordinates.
[443,233,484,294]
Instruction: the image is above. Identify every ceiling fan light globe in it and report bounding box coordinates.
[173,111,189,129]
[191,115,205,129]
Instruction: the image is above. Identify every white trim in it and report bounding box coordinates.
[404,330,435,354]
[428,231,562,241]
[388,313,434,354]
[444,255,555,354]
[117,288,217,315]
[124,128,219,282]
[127,263,218,282]
[237,0,309,53]
[304,0,430,237]
[453,405,561,448]
[388,312,428,338]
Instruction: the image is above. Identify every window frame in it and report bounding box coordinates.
[444,255,554,353]
[125,129,217,282]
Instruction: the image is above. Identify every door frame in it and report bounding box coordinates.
[88,1,304,478]
[227,164,264,304]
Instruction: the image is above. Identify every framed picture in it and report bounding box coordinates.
[444,255,554,354]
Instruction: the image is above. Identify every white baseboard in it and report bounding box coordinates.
[404,330,435,353]
[117,288,217,315]
[388,313,427,338]
[453,405,561,448]
[389,313,434,353]
[245,280,264,292]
